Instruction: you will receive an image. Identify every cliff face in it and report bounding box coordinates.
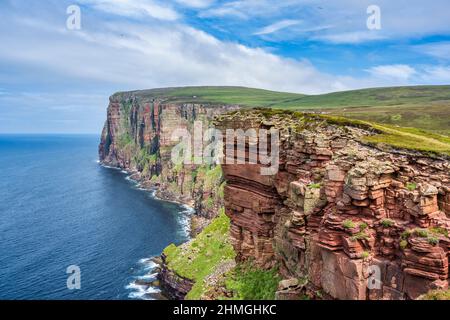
[216,110,450,300]
[100,91,450,300]
[99,92,239,219]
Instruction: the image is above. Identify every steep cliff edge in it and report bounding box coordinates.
[215,110,450,300]
[99,91,239,221]
[99,89,450,300]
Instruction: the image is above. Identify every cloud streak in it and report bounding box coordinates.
[254,20,301,35]
[79,0,179,21]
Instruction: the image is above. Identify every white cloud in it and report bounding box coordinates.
[79,0,179,21]
[314,31,386,44]
[0,13,357,97]
[254,19,301,35]
[421,66,450,82]
[174,0,214,8]
[366,64,417,81]
[415,42,450,60]
[201,0,450,43]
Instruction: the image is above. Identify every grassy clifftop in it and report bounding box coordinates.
[119,85,450,109]
[121,85,450,135]
[113,85,450,156]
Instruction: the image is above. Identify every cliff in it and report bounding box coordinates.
[215,110,450,300]
[100,89,450,300]
[99,91,239,222]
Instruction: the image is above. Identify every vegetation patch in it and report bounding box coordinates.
[162,209,235,300]
[430,227,449,238]
[418,289,450,300]
[414,228,429,238]
[406,182,417,191]
[223,263,281,300]
[350,231,370,242]
[359,222,368,231]
[381,219,395,228]
[400,239,408,250]
[342,219,356,229]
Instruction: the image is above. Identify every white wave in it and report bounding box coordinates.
[100,164,121,170]
[126,256,162,300]
[126,282,161,300]
[138,273,158,280]
[138,258,157,267]
[181,204,195,215]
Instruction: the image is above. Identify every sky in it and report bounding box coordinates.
[0,0,450,133]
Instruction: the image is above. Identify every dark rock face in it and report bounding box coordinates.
[216,111,450,300]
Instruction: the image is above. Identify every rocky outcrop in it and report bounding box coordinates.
[159,253,194,300]
[99,91,239,219]
[215,110,450,300]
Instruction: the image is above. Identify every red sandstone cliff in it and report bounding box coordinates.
[215,110,450,300]
[99,91,238,219]
[99,91,450,300]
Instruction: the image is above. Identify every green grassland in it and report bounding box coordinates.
[126,85,449,134]
[310,114,450,157]
[123,85,450,156]
[162,209,281,300]
[163,209,236,300]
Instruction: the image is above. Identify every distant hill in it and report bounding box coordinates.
[121,85,450,135]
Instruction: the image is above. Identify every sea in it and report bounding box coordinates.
[0,134,191,300]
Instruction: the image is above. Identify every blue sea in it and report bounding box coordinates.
[0,134,191,300]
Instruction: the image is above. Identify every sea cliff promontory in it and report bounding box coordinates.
[100,87,450,300]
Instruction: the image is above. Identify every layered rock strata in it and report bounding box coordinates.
[215,110,450,300]
[99,91,239,218]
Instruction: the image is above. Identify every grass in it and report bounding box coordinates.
[116,85,450,156]
[400,227,449,246]
[414,228,429,238]
[350,231,370,242]
[359,222,368,231]
[308,114,450,157]
[120,86,304,108]
[418,289,450,300]
[406,182,417,191]
[117,85,450,135]
[400,240,408,250]
[342,219,356,229]
[224,263,281,300]
[162,209,235,300]
[430,227,449,238]
[381,219,395,228]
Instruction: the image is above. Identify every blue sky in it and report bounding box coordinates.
[0,0,450,133]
